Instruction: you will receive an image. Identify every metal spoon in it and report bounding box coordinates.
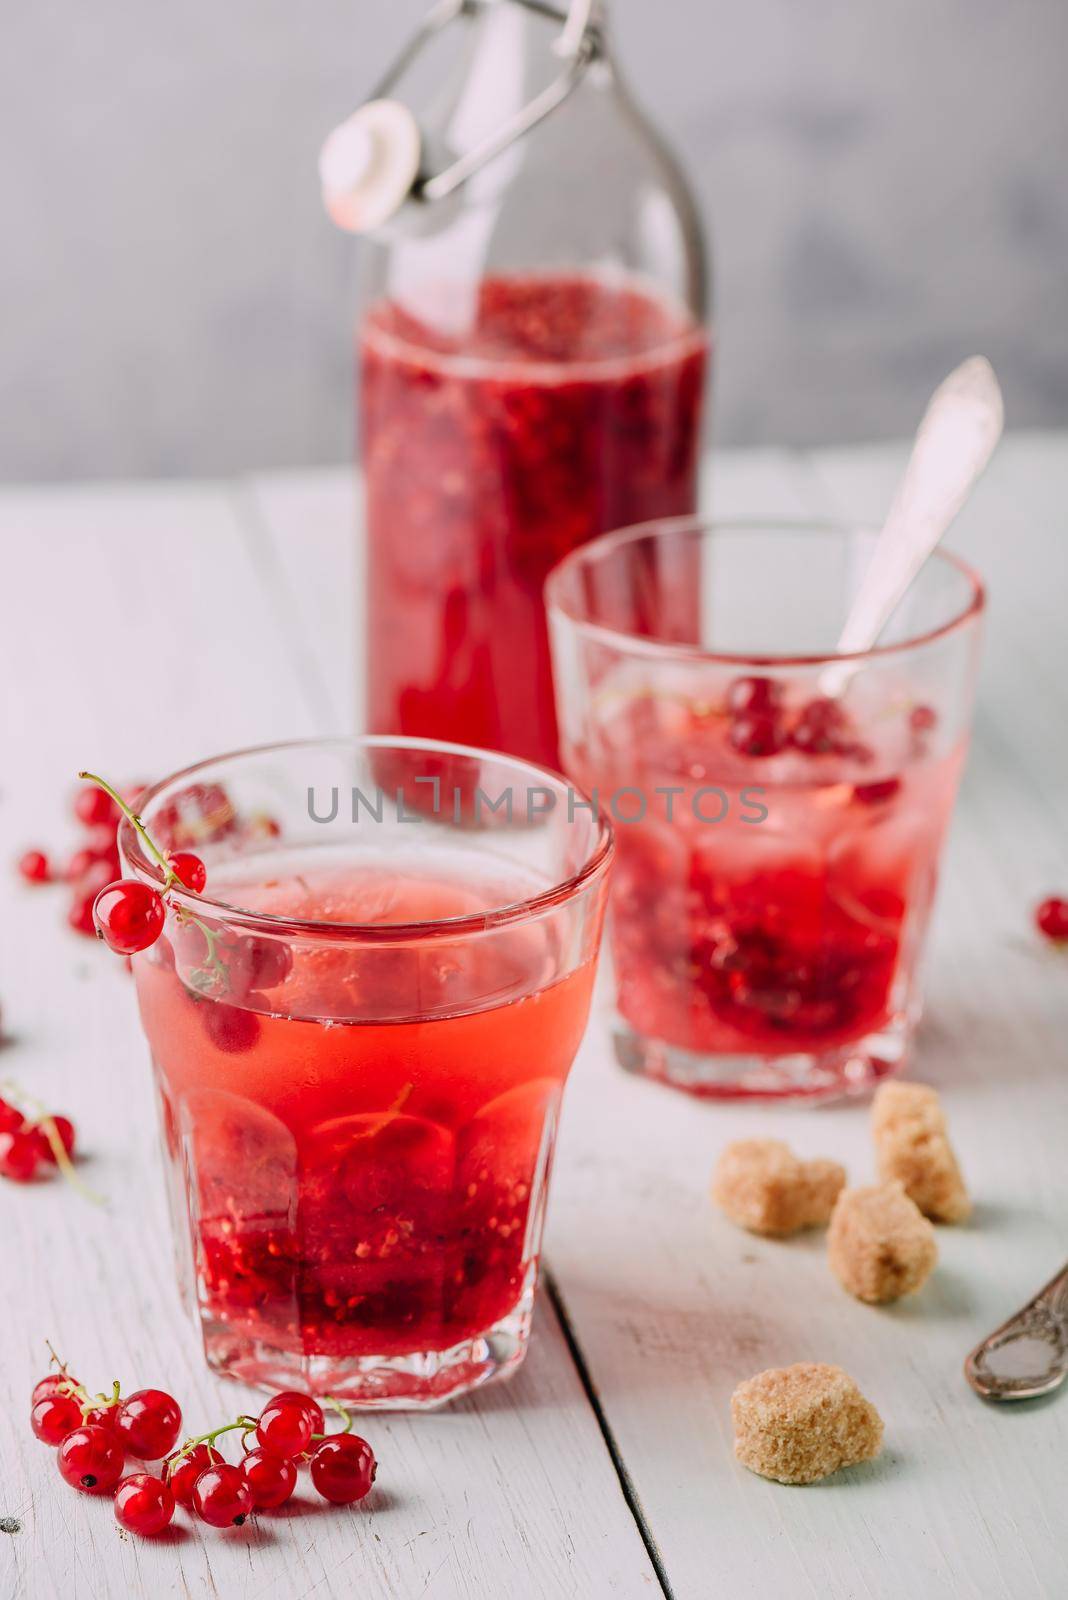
[965,1261,1068,1401]
[823,356,1003,694]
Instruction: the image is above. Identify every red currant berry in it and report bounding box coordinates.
[0,1098,25,1134]
[82,1403,122,1435]
[726,675,781,717]
[255,1396,314,1459]
[202,1001,260,1054]
[92,880,165,955]
[791,696,852,756]
[66,843,120,884]
[168,851,207,894]
[163,1442,223,1507]
[909,704,938,734]
[241,1448,297,1510]
[1036,897,1068,942]
[31,1393,83,1445]
[308,1435,377,1505]
[57,1424,125,1493]
[238,936,293,992]
[114,1473,175,1537]
[67,888,99,938]
[267,1391,324,1435]
[17,849,51,884]
[32,1373,79,1405]
[0,1129,40,1182]
[75,787,121,830]
[853,778,902,806]
[116,1389,182,1460]
[728,712,785,758]
[192,1463,254,1528]
[32,1115,77,1164]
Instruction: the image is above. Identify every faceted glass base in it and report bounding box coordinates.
[199,1277,536,1411]
[613,1010,911,1102]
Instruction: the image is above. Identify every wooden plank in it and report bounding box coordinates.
[545,436,1068,1598]
[0,482,664,1600]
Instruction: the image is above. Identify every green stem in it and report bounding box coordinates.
[170,1415,260,1465]
[77,772,176,887]
[315,1397,353,1438]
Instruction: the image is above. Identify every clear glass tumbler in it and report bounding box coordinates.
[547,518,984,1100]
[120,738,612,1406]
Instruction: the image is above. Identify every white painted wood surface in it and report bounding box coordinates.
[2,436,1066,1599]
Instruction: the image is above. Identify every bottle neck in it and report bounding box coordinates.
[483,0,609,50]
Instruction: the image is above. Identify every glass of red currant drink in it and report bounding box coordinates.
[120,739,612,1406]
[547,518,984,1099]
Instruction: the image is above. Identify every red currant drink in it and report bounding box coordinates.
[125,741,611,1405]
[591,688,965,1091]
[548,520,984,1098]
[362,274,707,770]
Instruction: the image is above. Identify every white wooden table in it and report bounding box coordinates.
[1,435,1066,1600]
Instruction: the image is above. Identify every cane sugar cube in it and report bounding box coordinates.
[872,1081,971,1223]
[712,1139,846,1236]
[828,1181,937,1303]
[731,1363,884,1484]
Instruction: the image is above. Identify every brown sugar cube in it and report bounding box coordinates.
[828,1181,937,1303]
[731,1363,884,1484]
[871,1081,971,1223]
[712,1139,846,1236]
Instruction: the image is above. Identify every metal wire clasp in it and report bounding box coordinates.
[370,0,604,204]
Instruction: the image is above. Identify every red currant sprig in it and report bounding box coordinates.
[76,772,207,957]
[30,1350,377,1538]
[0,1082,98,1203]
[31,1347,184,1526]
[165,1390,377,1527]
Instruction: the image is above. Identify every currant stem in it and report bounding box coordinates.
[171,1415,260,1464]
[77,772,176,888]
[44,1340,77,1392]
[316,1397,353,1437]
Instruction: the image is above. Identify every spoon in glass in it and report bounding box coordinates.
[822,355,1003,695]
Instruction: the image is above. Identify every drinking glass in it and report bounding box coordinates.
[547,518,984,1099]
[120,738,612,1406]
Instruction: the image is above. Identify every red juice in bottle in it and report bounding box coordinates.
[361,273,707,768]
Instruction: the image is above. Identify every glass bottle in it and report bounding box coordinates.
[339,0,709,770]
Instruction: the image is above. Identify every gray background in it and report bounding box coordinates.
[3,0,1066,482]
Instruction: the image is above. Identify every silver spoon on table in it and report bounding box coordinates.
[822,355,1003,696]
[965,1262,1068,1401]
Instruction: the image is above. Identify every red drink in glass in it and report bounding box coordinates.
[548,518,984,1099]
[592,689,965,1080]
[361,273,707,769]
[124,741,612,1405]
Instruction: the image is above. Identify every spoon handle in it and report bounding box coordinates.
[834,356,1003,658]
[965,1260,1068,1401]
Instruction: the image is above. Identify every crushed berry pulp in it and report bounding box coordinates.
[361,273,707,769]
[133,858,596,1378]
[567,680,964,1083]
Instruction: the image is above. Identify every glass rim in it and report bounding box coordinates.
[545,514,986,667]
[119,735,614,944]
